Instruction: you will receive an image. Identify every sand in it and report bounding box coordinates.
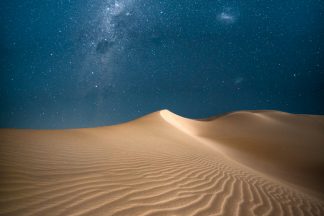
[0,110,324,215]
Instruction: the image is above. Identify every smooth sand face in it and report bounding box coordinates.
[0,110,324,215]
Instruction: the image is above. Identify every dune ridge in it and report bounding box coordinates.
[0,110,324,215]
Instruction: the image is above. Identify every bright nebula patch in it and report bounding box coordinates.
[219,12,235,22]
[217,7,239,24]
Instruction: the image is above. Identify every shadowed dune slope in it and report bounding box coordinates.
[0,110,324,216]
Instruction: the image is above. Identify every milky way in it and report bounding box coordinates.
[76,0,139,95]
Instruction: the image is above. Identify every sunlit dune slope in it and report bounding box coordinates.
[0,110,324,216]
[161,110,324,193]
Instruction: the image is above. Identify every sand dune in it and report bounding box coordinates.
[0,110,324,215]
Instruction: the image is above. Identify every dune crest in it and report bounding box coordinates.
[160,109,199,136]
[0,110,324,215]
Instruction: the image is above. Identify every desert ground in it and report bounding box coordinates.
[0,110,324,215]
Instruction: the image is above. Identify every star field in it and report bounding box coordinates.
[0,0,323,128]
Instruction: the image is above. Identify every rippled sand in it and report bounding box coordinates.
[1,110,324,215]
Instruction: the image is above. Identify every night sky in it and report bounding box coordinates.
[1,0,324,129]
